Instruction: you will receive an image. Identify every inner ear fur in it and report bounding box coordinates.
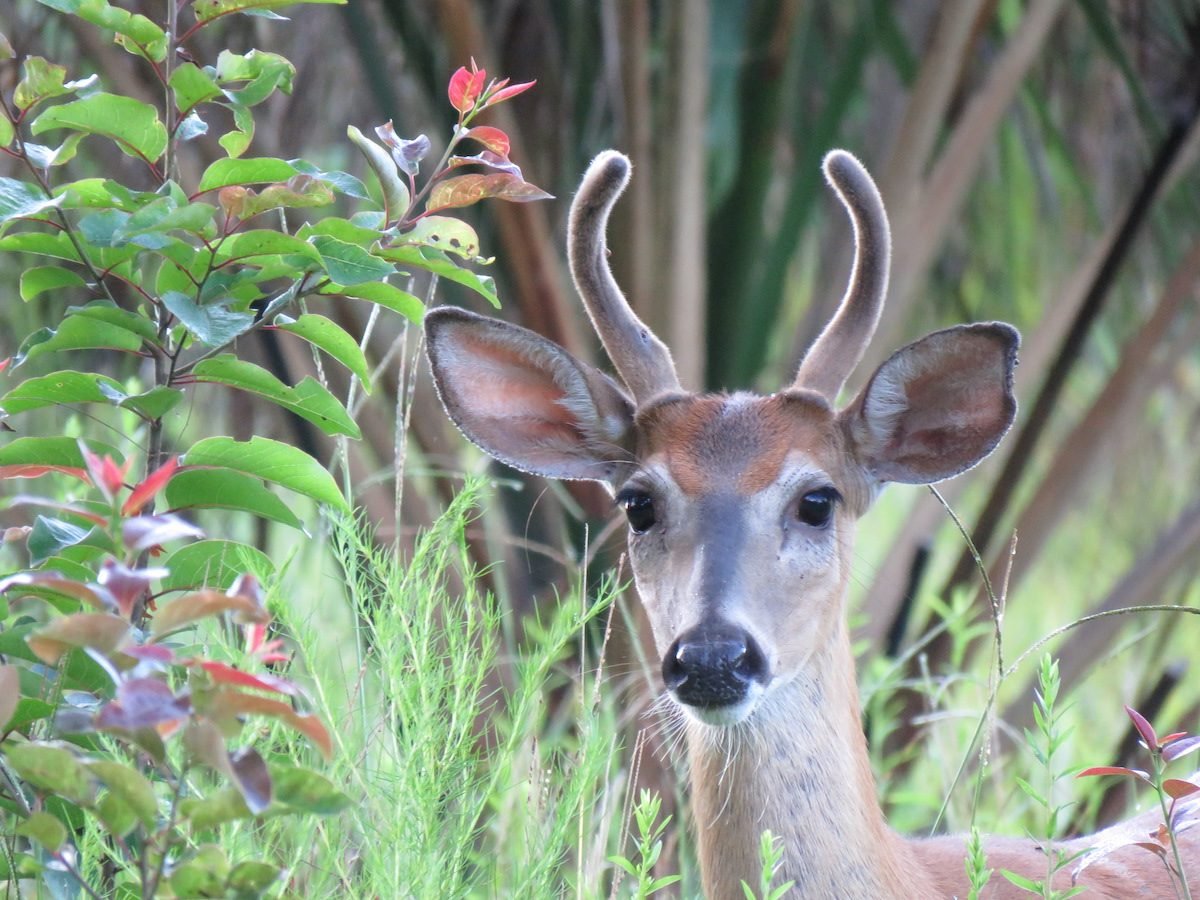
[841,322,1019,485]
[424,307,635,483]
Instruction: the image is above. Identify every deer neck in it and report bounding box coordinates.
[684,621,934,898]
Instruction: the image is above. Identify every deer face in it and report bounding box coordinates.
[425,150,1018,728]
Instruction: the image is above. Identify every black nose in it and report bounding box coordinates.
[662,623,769,708]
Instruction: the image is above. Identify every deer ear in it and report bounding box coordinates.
[425,307,635,483]
[842,323,1019,485]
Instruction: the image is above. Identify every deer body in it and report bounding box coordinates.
[425,150,1198,897]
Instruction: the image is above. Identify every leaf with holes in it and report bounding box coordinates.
[398,215,482,260]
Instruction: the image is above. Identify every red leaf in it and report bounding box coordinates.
[195,661,298,697]
[1161,732,1189,745]
[208,690,332,759]
[149,588,270,637]
[427,173,553,212]
[1164,779,1200,799]
[1077,765,1151,781]
[0,358,10,374]
[448,62,486,114]
[1164,736,1200,763]
[122,457,180,516]
[480,79,536,109]
[0,571,116,611]
[465,125,510,156]
[1126,705,1159,751]
[1132,841,1168,857]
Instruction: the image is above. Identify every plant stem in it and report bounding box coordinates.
[1155,754,1194,900]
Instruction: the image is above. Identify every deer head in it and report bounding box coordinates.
[424,150,1018,729]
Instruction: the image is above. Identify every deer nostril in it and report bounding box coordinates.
[662,624,768,708]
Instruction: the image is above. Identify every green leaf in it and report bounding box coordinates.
[19,265,87,301]
[214,228,323,266]
[182,788,252,830]
[161,539,275,592]
[67,301,159,341]
[0,436,121,469]
[169,62,221,112]
[0,665,17,732]
[319,280,423,322]
[311,234,394,285]
[15,811,67,852]
[298,216,379,247]
[0,370,126,415]
[227,860,281,893]
[6,743,95,805]
[161,291,255,346]
[346,125,410,221]
[274,313,371,387]
[0,116,12,148]
[32,93,167,162]
[193,0,345,25]
[38,0,167,61]
[198,157,298,192]
[165,468,303,529]
[0,177,64,230]
[272,765,350,814]
[375,244,499,307]
[13,56,70,111]
[120,386,183,420]
[97,791,137,837]
[0,230,81,262]
[192,355,361,438]
[214,49,295,105]
[219,103,255,158]
[169,845,229,898]
[400,215,483,260]
[28,516,102,565]
[18,314,144,363]
[182,436,348,510]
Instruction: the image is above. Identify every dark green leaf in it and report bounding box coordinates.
[0,230,82,262]
[161,291,255,346]
[0,370,126,415]
[289,160,369,200]
[165,468,303,529]
[274,313,371,387]
[193,355,360,438]
[66,301,158,341]
[182,436,347,510]
[120,386,184,419]
[27,515,93,564]
[32,93,167,162]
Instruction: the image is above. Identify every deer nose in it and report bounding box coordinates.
[662,623,769,708]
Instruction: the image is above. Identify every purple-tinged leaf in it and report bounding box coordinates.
[447,151,523,178]
[1164,736,1200,764]
[123,513,204,552]
[374,122,429,176]
[1132,841,1168,857]
[99,558,168,618]
[0,570,116,611]
[229,746,272,813]
[1126,706,1159,751]
[96,677,191,731]
[123,643,176,666]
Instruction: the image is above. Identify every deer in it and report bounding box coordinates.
[424,149,1200,898]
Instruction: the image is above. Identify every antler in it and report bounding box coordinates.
[791,150,891,399]
[568,151,680,405]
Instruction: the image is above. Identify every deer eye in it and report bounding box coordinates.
[617,489,657,534]
[797,488,838,528]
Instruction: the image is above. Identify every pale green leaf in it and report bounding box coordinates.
[182,436,347,510]
[31,93,167,162]
[274,313,371,388]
